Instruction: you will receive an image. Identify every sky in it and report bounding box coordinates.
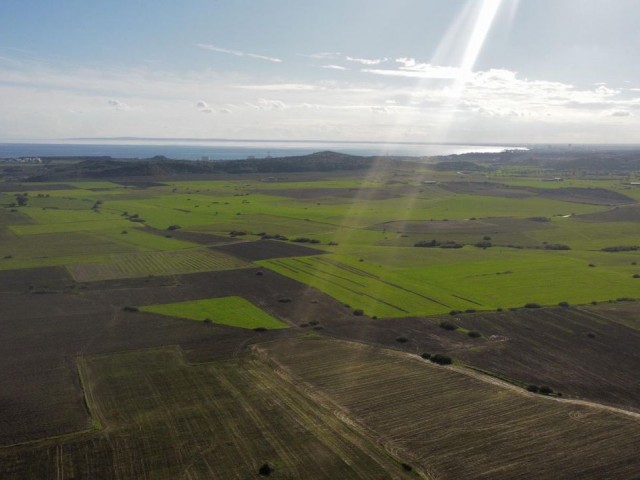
[1,0,639,145]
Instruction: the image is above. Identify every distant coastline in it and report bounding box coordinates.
[0,140,527,161]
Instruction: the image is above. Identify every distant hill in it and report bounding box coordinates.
[22,151,378,181]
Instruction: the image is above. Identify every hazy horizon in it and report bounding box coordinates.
[1,0,639,144]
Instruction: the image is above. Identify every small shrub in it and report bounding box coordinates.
[431,354,453,365]
[167,224,181,231]
[258,463,272,476]
[586,332,596,338]
[278,297,292,303]
[588,263,596,268]
[420,352,432,360]
[313,325,324,330]
[524,303,541,309]
[496,307,503,312]
[203,318,212,324]
[256,271,264,276]
[253,327,267,332]
[401,463,413,472]
[539,385,554,395]
[439,321,458,331]
[122,306,139,312]
[483,236,491,241]
[633,274,640,279]
[449,310,461,315]
[526,385,539,393]
[464,309,476,313]
[468,331,481,338]
[558,301,570,308]
[395,336,409,343]
[353,308,364,316]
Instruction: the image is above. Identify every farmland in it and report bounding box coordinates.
[2,151,640,478]
[259,336,640,479]
[141,296,290,329]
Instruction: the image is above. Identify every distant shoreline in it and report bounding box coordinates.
[0,141,527,161]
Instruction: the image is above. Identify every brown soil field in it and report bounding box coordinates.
[0,266,359,445]
[255,187,412,201]
[142,226,233,245]
[259,336,640,479]
[0,184,76,192]
[0,347,413,479]
[212,239,326,261]
[0,266,74,292]
[0,209,33,225]
[439,181,531,198]
[316,307,640,411]
[527,186,635,205]
[575,204,640,222]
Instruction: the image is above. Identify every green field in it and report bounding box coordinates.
[1,171,638,310]
[141,296,289,329]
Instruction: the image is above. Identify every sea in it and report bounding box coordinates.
[0,141,526,161]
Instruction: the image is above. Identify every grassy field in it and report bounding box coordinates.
[260,336,640,479]
[2,173,638,310]
[0,347,412,479]
[141,296,289,329]
[67,248,248,281]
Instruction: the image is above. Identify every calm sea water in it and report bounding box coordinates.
[0,141,525,161]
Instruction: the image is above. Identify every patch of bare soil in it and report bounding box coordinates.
[211,239,326,261]
[142,226,232,245]
[527,187,635,205]
[439,181,532,198]
[255,187,412,201]
[575,204,640,222]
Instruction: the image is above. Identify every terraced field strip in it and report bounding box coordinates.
[259,256,452,318]
[259,336,640,480]
[0,348,416,479]
[67,249,249,281]
[141,296,290,330]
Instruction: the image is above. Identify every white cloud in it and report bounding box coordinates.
[196,43,282,63]
[302,52,341,59]
[346,56,387,65]
[322,64,348,71]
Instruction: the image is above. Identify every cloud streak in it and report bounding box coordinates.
[196,43,282,63]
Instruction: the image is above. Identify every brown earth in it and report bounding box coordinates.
[255,187,414,201]
[142,226,233,245]
[575,204,640,222]
[439,181,532,198]
[527,186,635,205]
[211,239,327,261]
[315,306,640,412]
[0,266,358,445]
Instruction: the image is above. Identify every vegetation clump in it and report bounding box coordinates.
[524,303,542,309]
[468,331,482,338]
[395,336,409,343]
[353,308,364,316]
[601,245,639,252]
[439,321,458,331]
[122,306,139,312]
[430,354,453,365]
[258,463,273,476]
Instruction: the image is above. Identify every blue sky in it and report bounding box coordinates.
[1,0,639,143]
